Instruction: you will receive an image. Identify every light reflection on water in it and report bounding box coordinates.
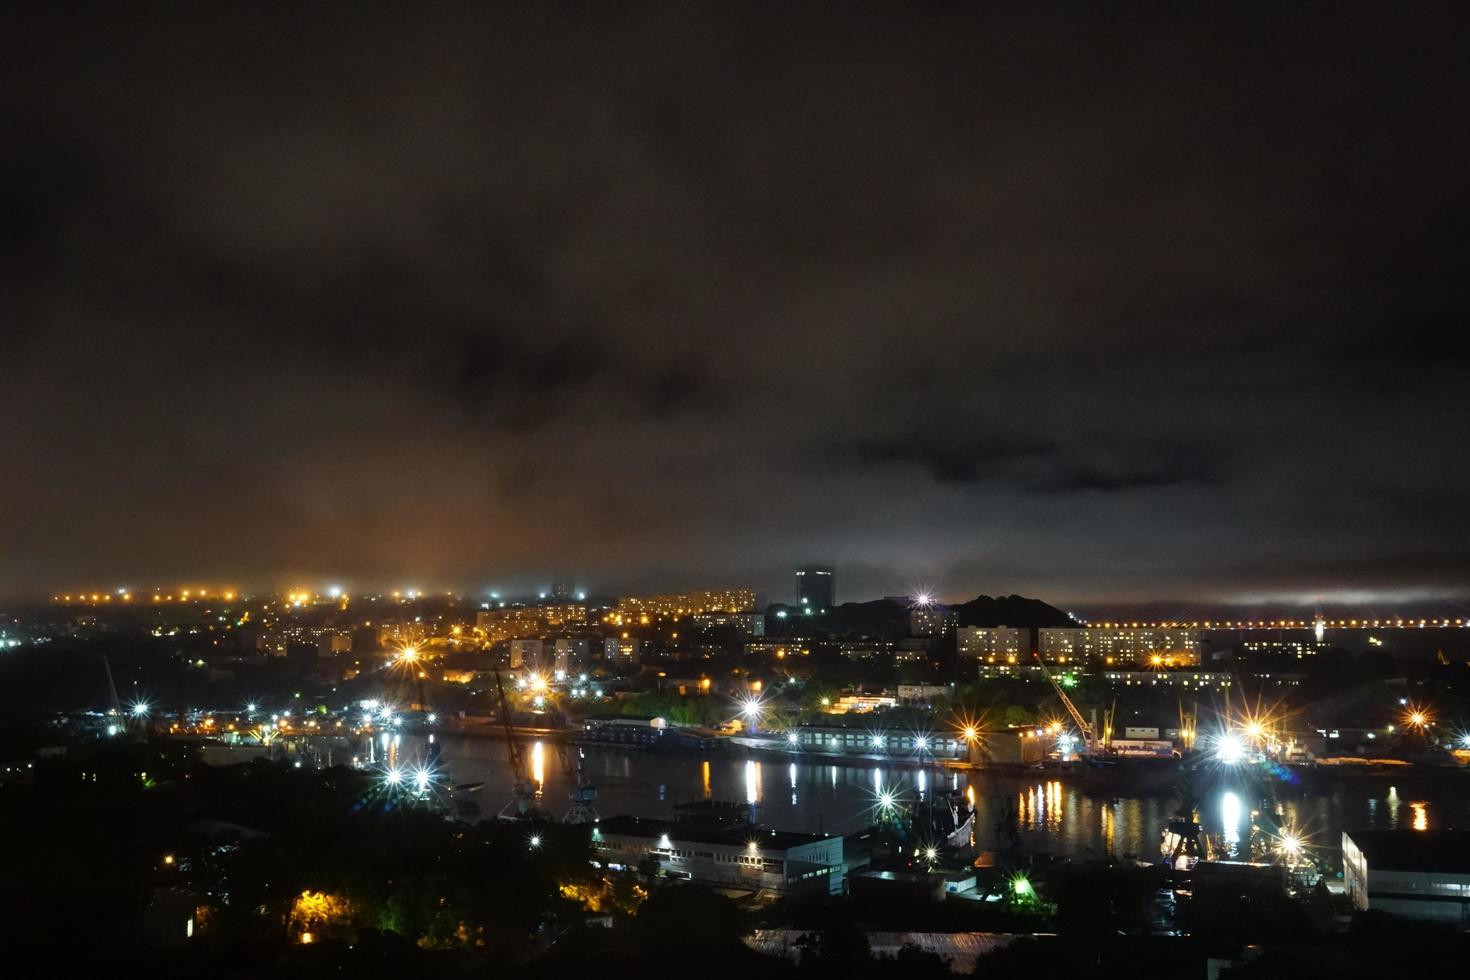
[1221,790,1243,851]
[424,737,1466,861]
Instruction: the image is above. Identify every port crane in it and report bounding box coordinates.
[559,744,600,824]
[493,669,542,819]
[1032,652,1096,752]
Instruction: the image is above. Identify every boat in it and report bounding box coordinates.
[1160,812,1204,869]
[911,789,975,849]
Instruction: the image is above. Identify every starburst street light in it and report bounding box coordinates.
[130,700,150,718]
[1215,732,1246,765]
[1275,830,1305,863]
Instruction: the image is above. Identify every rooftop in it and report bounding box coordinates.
[1346,830,1470,874]
[597,814,832,853]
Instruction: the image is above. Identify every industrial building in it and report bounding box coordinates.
[792,725,966,760]
[592,813,846,896]
[1343,830,1470,923]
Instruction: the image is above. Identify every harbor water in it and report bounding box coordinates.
[418,736,1470,866]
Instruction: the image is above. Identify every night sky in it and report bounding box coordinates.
[2,6,1467,606]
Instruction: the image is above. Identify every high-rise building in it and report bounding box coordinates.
[690,612,766,636]
[796,564,834,611]
[909,606,957,637]
[476,603,587,643]
[554,637,591,674]
[509,638,544,670]
[1037,628,1199,667]
[957,626,1030,662]
[604,635,641,666]
[615,588,756,621]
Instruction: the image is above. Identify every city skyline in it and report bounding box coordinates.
[3,6,1467,605]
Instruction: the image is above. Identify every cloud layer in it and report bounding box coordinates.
[1,5,1467,604]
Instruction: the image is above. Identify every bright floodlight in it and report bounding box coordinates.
[871,734,884,748]
[741,699,761,718]
[399,646,419,663]
[914,592,933,607]
[915,736,929,751]
[786,731,799,745]
[924,846,938,861]
[962,726,978,742]
[130,701,149,718]
[414,768,431,793]
[246,702,258,713]
[877,790,897,811]
[1216,733,1246,765]
[1277,832,1303,860]
[1245,721,1264,738]
[528,834,541,849]
[328,585,343,598]
[426,712,437,725]
[384,767,403,786]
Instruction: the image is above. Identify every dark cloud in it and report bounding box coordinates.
[0,3,1467,605]
[1033,462,1220,496]
[848,434,1055,485]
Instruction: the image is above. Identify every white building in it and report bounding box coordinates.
[593,815,846,897]
[1343,830,1470,922]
